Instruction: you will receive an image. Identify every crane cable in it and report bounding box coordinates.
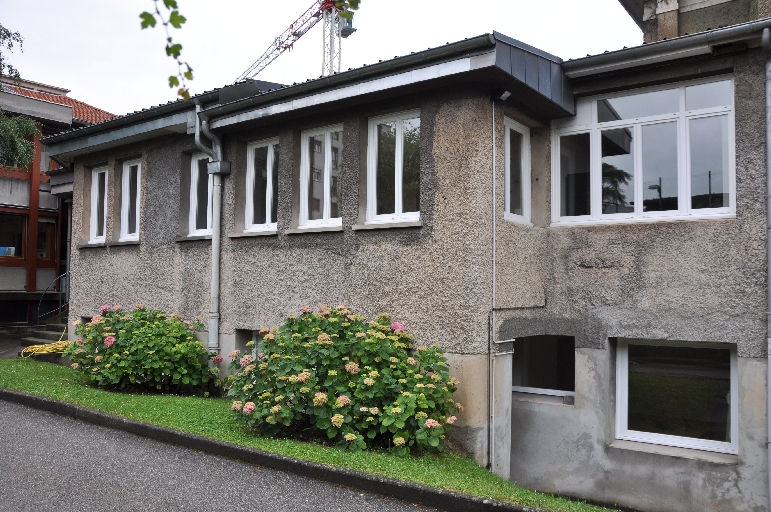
[20,326,72,357]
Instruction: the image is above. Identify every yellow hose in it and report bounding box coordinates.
[21,325,72,357]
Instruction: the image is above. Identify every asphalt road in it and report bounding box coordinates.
[0,401,437,512]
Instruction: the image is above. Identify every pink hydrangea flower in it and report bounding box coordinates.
[211,355,223,364]
[228,349,241,359]
[390,321,406,331]
[344,362,360,375]
[313,392,328,406]
[112,305,122,311]
[446,416,457,425]
[317,333,331,343]
[331,413,344,427]
[231,401,243,411]
[98,304,110,312]
[240,354,253,368]
[135,303,144,309]
[424,419,441,428]
[297,371,311,383]
[72,320,81,326]
[94,355,103,363]
[103,336,116,347]
[299,306,312,314]
[334,395,351,408]
[393,436,406,446]
[242,402,255,414]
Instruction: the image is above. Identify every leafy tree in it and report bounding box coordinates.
[140,0,361,101]
[602,162,632,212]
[0,23,40,169]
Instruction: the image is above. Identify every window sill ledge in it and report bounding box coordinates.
[175,235,212,242]
[77,242,106,249]
[285,226,344,235]
[229,230,278,238]
[109,240,140,247]
[550,213,736,228]
[512,391,574,406]
[352,221,423,231]
[607,440,738,465]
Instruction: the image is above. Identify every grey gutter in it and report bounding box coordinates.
[563,17,771,78]
[201,34,496,122]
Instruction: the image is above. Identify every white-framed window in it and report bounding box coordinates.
[119,159,141,242]
[189,153,212,236]
[615,338,738,454]
[504,117,531,225]
[299,125,343,228]
[366,110,421,224]
[245,138,279,232]
[552,77,735,226]
[512,335,575,397]
[89,166,108,243]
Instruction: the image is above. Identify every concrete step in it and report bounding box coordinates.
[45,322,68,332]
[20,336,58,347]
[31,330,64,342]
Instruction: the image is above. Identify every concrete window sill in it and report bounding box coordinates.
[351,221,423,231]
[76,242,107,249]
[228,230,278,238]
[512,391,574,406]
[175,235,212,242]
[108,240,140,247]
[607,440,738,465]
[285,226,344,235]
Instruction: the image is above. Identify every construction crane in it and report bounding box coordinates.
[235,0,356,83]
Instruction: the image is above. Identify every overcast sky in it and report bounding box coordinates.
[0,1,642,117]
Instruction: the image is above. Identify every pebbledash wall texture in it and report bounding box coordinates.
[59,30,771,512]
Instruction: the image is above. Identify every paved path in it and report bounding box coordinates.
[0,401,437,512]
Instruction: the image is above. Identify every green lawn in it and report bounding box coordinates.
[0,358,616,512]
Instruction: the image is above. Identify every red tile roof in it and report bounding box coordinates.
[4,86,116,125]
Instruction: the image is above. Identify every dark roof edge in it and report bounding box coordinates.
[42,90,218,145]
[563,17,771,77]
[202,34,496,122]
[492,31,562,63]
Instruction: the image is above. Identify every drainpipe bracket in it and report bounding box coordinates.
[207,161,231,176]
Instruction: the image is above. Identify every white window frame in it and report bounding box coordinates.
[504,117,532,225]
[299,124,343,228]
[245,138,279,233]
[366,109,421,224]
[552,76,735,226]
[615,338,738,455]
[189,153,213,236]
[89,166,108,244]
[119,159,141,242]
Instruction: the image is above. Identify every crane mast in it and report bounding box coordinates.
[235,0,356,84]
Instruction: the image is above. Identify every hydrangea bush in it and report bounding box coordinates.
[64,304,221,396]
[226,305,461,455]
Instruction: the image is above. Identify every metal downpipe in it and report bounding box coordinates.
[763,26,771,512]
[192,100,222,354]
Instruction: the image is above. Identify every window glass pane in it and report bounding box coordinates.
[690,115,729,209]
[271,144,280,224]
[330,131,343,219]
[402,118,420,214]
[37,217,55,259]
[0,213,24,257]
[627,344,730,442]
[560,133,591,217]
[127,164,138,234]
[309,134,325,220]
[601,128,635,214]
[376,122,396,215]
[195,159,209,230]
[252,146,269,225]
[686,80,731,111]
[509,128,523,216]
[598,88,679,122]
[96,172,106,237]
[642,122,678,212]
[512,335,575,392]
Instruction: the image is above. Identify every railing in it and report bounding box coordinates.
[37,271,70,326]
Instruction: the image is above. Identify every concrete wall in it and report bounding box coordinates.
[496,47,769,511]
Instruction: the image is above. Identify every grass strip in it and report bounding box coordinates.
[0,358,615,512]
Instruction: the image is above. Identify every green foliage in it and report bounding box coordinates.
[226,305,460,455]
[0,23,23,83]
[140,0,192,100]
[64,304,220,396]
[0,106,40,168]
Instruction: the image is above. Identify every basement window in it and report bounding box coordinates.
[616,339,737,454]
[512,335,575,396]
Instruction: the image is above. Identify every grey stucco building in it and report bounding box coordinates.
[42,2,771,511]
